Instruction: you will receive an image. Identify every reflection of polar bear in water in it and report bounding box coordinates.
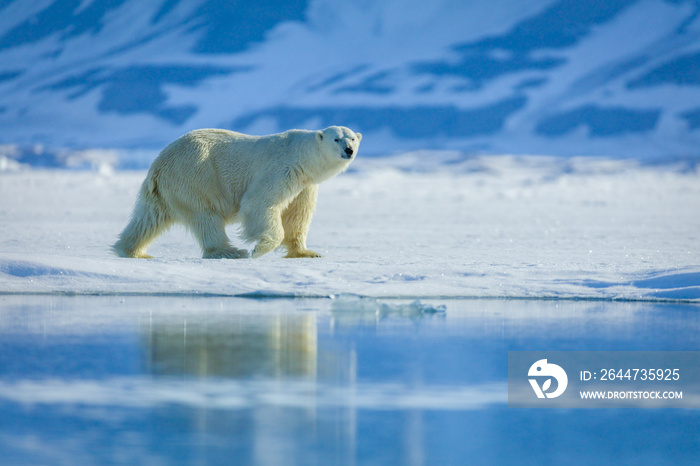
[113,126,361,259]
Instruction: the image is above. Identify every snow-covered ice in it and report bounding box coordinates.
[1,153,698,301]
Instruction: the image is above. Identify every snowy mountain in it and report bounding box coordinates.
[1,0,700,163]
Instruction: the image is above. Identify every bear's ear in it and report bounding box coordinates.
[316,131,324,142]
[356,132,362,142]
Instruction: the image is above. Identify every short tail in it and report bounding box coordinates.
[112,175,172,258]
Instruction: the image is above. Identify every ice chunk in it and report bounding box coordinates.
[330,294,446,321]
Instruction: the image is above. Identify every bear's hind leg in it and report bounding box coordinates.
[190,213,248,259]
[240,203,285,259]
[281,185,321,258]
[113,199,172,259]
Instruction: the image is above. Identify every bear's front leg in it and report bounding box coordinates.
[281,185,322,258]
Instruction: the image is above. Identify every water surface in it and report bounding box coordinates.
[0,296,698,465]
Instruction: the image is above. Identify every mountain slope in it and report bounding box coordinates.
[1,0,699,159]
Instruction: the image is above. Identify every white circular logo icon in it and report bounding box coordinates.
[528,359,568,399]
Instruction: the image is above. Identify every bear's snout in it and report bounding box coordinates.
[344,147,354,156]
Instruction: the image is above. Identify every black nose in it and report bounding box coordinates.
[344,147,353,155]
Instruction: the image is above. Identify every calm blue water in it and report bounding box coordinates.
[0,296,698,465]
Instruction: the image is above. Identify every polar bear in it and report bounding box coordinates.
[113,126,361,259]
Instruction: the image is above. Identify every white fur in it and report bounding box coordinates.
[113,126,362,259]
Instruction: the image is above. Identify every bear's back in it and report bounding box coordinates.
[153,128,318,184]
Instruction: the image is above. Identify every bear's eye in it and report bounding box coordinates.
[334,138,340,142]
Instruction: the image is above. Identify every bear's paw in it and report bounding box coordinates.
[203,247,249,259]
[285,249,322,259]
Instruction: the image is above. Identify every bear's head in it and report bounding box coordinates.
[316,125,362,162]
[309,126,362,183]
